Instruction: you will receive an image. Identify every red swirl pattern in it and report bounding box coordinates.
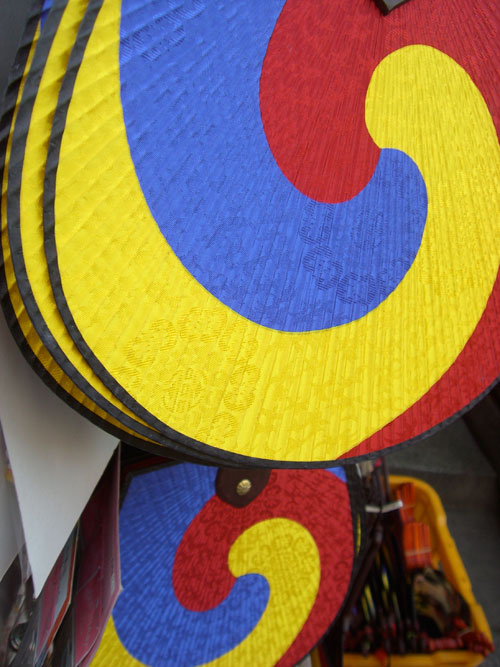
[261,0,499,203]
[172,469,354,667]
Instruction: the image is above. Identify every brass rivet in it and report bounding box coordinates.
[236,479,252,496]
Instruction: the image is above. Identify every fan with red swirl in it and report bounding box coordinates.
[1,0,498,466]
[90,461,364,666]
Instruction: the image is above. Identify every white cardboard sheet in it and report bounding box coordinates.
[0,310,117,595]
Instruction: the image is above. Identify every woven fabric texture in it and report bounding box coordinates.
[91,463,357,666]
[1,0,499,464]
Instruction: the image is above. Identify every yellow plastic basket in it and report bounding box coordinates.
[342,475,493,667]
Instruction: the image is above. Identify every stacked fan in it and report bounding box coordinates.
[1,0,498,664]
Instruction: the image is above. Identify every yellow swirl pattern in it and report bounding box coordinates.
[208,519,320,666]
[29,0,498,462]
[91,519,320,666]
[52,0,500,461]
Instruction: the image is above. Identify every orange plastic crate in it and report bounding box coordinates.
[342,475,493,667]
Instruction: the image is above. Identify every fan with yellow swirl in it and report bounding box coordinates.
[91,462,362,666]
[1,0,499,465]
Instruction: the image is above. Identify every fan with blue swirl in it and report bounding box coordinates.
[1,0,499,465]
[91,461,362,666]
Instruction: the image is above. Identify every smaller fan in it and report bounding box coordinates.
[91,462,364,666]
